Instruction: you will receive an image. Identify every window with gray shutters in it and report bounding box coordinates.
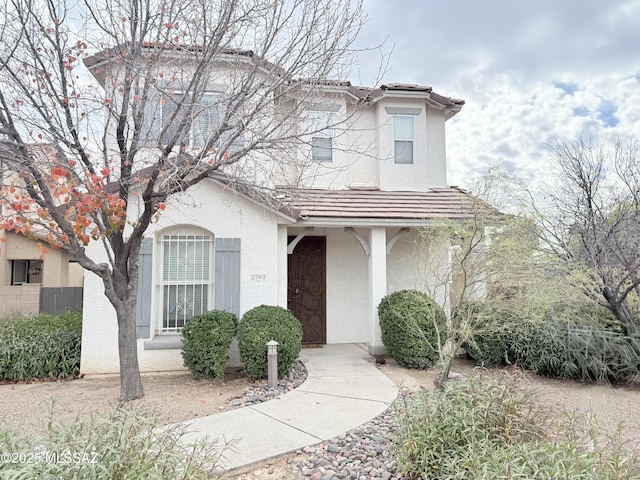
[161,234,212,332]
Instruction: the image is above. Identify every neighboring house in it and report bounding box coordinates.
[0,145,84,315]
[80,49,479,374]
[0,230,84,314]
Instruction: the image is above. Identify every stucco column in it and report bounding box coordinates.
[368,226,387,355]
[277,225,289,308]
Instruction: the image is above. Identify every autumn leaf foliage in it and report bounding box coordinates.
[1,159,126,252]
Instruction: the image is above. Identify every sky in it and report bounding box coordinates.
[351,0,640,191]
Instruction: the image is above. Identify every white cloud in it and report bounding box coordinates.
[352,0,640,191]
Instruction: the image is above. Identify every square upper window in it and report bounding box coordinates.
[161,92,221,148]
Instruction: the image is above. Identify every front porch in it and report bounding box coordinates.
[280,225,450,356]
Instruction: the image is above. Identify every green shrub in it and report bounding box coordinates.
[0,310,82,381]
[378,290,446,369]
[462,300,640,384]
[455,301,511,367]
[392,377,640,479]
[0,407,226,479]
[181,310,237,379]
[237,305,302,379]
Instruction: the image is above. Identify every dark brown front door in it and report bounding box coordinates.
[287,236,326,344]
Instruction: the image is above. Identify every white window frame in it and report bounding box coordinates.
[312,137,333,162]
[393,115,415,164]
[161,92,221,149]
[309,110,334,163]
[159,234,213,333]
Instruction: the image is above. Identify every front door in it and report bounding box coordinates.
[287,236,326,345]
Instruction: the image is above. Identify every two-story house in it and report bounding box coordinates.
[79,48,478,374]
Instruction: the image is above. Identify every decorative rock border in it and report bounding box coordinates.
[224,360,308,408]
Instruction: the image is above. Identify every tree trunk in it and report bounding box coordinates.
[115,302,144,401]
[604,288,638,336]
[614,299,638,336]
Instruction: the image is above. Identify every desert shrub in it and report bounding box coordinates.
[462,300,640,384]
[392,377,640,479]
[237,305,302,379]
[378,290,446,369]
[0,407,226,479]
[0,310,82,381]
[181,310,237,379]
[455,301,512,367]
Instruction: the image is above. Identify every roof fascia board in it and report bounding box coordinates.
[85,47,274,82]
[371,90,431,103]
[287,217,465,228]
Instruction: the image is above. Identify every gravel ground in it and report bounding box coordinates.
[2,357,639,480]
[232,359,640,480]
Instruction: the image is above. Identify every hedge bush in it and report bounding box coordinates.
[237,305,302,379]
[378,290,446,369]
[0,310,82,381]
[510,317,640,383]
[181,310,237,379]
[392,376,640,479]
[462,300,640,384]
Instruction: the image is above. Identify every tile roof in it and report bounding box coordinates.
[275,187,486,221]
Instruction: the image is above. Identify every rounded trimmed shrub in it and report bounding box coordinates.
[378,290,446,369]
[237,305,302,379]
[181,310,237,379]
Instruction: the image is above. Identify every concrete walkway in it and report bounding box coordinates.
[179,344,398,471]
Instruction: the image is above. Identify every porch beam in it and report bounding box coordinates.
[287,227,314,254]
[386,228,410,254]
[345,227,370,256]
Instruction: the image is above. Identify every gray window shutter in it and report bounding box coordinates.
[136,238,153,338]
[215,238,241,318]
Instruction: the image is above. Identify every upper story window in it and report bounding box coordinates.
[145,90,244,152]
[309,110,334,163]
[393,115,414,164]
[161,92,220,148]
[312,137,332,162]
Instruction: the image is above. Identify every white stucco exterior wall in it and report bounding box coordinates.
[425,108,448,188]
[324,228,369,343]
[80,179,287,374]
[377,99,448,191]
[387,229,452,312]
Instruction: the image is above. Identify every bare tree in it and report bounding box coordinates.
[535,137,640,336]
[0,0,372,400]
[409,170,537,382]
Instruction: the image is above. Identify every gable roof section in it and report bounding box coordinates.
[275,187,486,225]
